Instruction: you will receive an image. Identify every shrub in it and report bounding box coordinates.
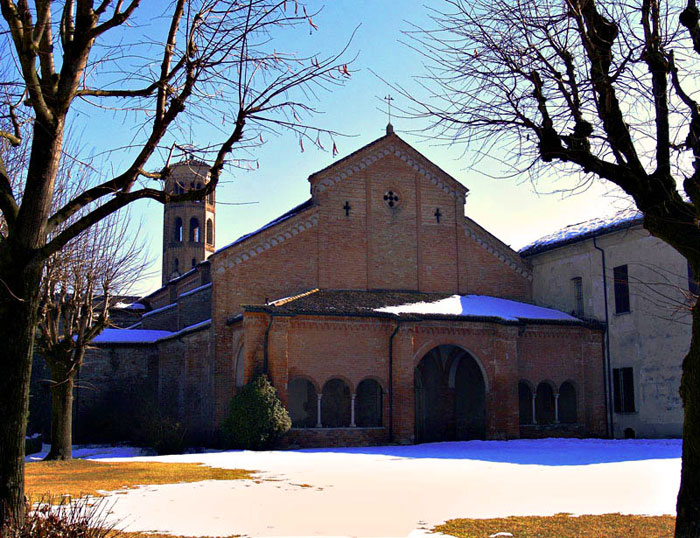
[144,415,187,456]
[2,497,117,538]
[222,374,291,450]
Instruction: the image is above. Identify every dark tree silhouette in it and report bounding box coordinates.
[402,0,700,535]
[0,0,351,526]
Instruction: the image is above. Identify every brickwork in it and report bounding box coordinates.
[141,304,178,330]
[281,427,388,448]
[75,344,159,443]
[177,284,212,330]
[157,328,214,442]
[209,132,606,444]
[250,311,604,445]
[162,161,216,285]
[83,130,607,448]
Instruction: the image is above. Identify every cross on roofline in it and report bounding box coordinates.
[384,94,394,126]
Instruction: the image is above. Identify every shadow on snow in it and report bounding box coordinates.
[297,438,682,466]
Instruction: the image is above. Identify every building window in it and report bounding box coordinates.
[174,258,179,272]
[174,217,183,242]
[206,218,214,246]
[355,379,382,427]
[518,381,533,425]
[383,190,400,208]
[191,257,196,267]
[174,183,185,195]
[207,191,214,205]
[688,262,698,296]
[189,217,200,242]
[571,277,584,317]
[288,378,318,428]
[613,367,636,413]
[613,264,630,314]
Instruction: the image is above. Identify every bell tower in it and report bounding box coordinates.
[162,160,216,285]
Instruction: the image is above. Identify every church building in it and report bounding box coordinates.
[89,127,607,446]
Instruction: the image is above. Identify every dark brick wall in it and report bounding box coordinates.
[281,427,388,448]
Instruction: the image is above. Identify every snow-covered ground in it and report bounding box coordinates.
[36,438,681,538]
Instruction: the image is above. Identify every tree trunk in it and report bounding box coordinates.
[676,301,700,537]
[0,263,42,527]
[44,369,74,461]
[0,117,64,527]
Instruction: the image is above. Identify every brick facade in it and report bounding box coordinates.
[77,129,606,447]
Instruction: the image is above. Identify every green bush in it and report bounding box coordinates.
[222,374,291,450]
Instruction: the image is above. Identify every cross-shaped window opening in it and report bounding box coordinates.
[383,191,399,208]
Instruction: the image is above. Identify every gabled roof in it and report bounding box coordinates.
[520,210,643,257]
[213,131,469,260]
[308,130,469,199]
[215,198,314,256]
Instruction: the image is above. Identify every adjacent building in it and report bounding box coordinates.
[521,213,692,438]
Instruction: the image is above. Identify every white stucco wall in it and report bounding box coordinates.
[525,225,690,438]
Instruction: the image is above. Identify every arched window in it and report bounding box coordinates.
[288,378,317,428]
[536,382,556,424]
[189,217,200,242]
[355,379,382,427]
[206,219,213,245]
[174,217,183,242]
[321,378,351,427]
[174,183,185,195]
[174,258,179,272]
[191,257,196,267]
[559,381,577,423]
[518,382,533,425]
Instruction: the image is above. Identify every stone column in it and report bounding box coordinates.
[531,393,537,425]
[350,393,357,427]
[316,393,323,428]
[554,393,560,424]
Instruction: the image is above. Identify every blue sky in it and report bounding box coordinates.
[73,1,628,294]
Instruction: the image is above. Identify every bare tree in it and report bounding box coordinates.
[0,0,351,525]
[400,0,700,535]
[37,206,147,461]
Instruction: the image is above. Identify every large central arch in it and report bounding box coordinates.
[414,345,486,443]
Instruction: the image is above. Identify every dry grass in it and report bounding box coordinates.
[434,513,675,537]
[113,532,240,538]
[26,459,255,501]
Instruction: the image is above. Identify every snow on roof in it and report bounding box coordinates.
[113,301,146,310]
[375,294,579,322]
[157,319,211,342]
[520,209,643,256]
[93,319,211,345]
[92,328,173,344]
[178,282,212,299]
[215,198,314,255]
[142,302,176,318]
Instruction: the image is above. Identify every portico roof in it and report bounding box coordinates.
[242,289,595,327]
